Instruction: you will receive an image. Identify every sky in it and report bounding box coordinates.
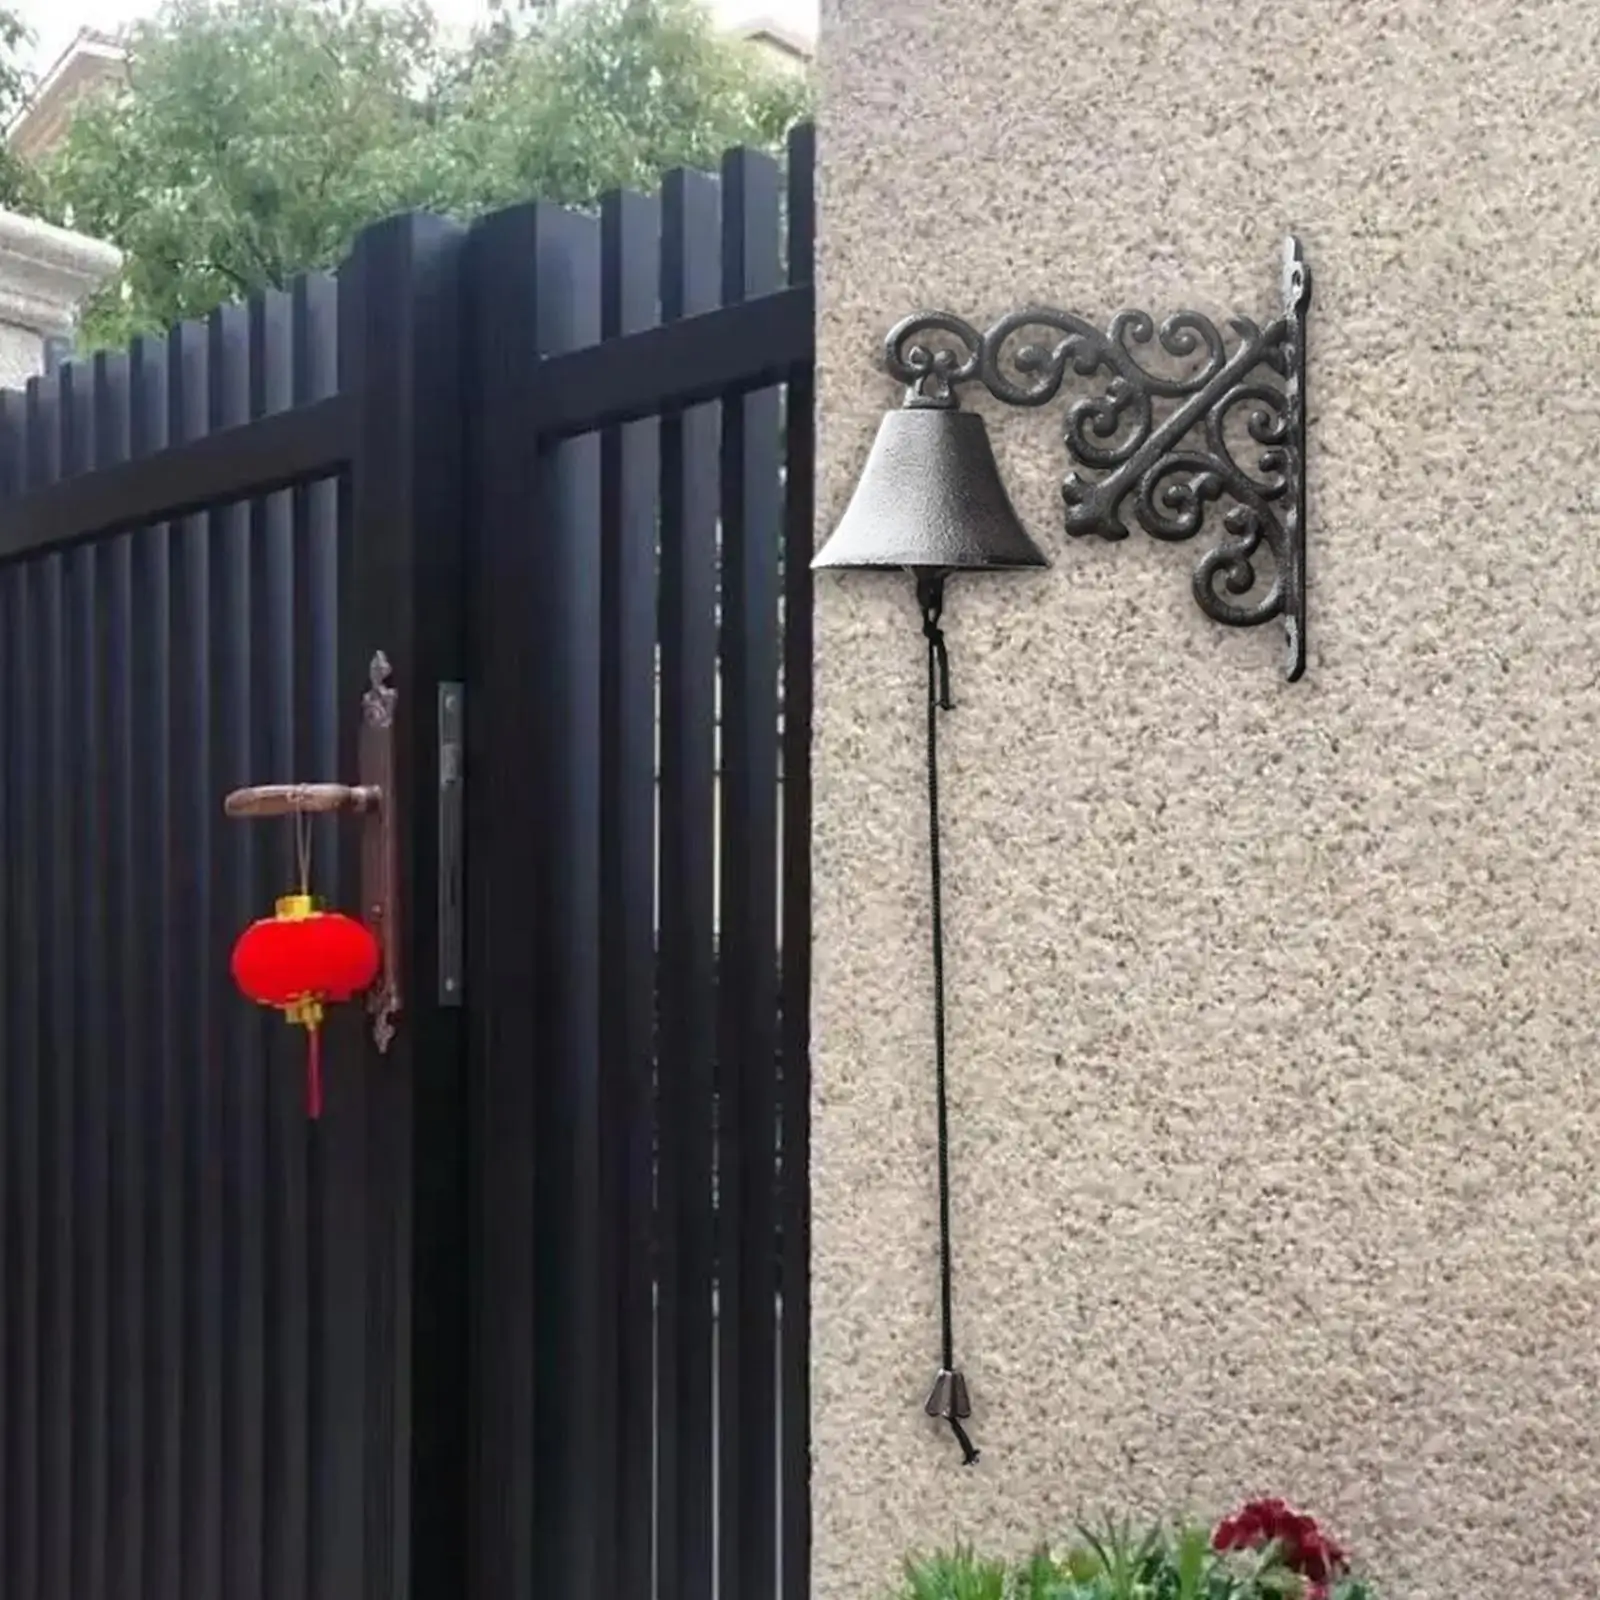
[17,0,818,75]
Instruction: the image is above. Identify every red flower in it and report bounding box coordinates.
[1213,1498,1349,1583]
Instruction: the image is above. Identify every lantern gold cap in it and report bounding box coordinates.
[812,405,1051,575]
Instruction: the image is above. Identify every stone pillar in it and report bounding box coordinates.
[812,4,1600,1598]
[0,208,121,383]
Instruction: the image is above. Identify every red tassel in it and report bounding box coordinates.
[306,1025,323,1120]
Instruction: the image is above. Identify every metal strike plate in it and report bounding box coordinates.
[437,682,464,1006]
[360,651,401,1052]
[223,648,402,1055]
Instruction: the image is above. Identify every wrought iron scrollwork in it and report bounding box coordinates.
[882,237,1312,681]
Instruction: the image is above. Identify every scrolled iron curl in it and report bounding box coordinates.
[1207,382,1291,497]
[1060,377,1147,470]
[1137,453,1227,544]
[1192,504,1285,629]
[1135,452,1287,627]
[883,312,983,402]
[1108,308,1231,396]
[884,304,1270,405]
[977,309,1106,406]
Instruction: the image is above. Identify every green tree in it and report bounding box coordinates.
[36,0,810,349]
[0,5,36,207]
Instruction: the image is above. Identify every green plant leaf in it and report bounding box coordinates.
[1173,1524,1213,1600]
[892,1517,1376,1600]
[1014,1546,1068,1600]
[898,1546,1008,1600]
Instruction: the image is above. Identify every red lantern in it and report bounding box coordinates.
[231,892,381,1117]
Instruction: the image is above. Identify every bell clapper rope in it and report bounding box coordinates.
[917,571,978,1466]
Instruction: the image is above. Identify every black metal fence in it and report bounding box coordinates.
[0,125,814,1600]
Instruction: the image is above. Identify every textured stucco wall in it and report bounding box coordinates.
[811,3,1600,1597]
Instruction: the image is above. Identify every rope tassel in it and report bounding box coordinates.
[306,1023,323,1121]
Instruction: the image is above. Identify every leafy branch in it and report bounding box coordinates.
[26,0,812,351]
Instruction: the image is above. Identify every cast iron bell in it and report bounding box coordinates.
[812,397,1046,1468]
[812,402,1050,575]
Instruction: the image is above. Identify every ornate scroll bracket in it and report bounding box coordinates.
[881,236,1312,681]
[224,649,402,1054]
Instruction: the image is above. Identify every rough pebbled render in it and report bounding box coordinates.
[811,3,1600,1598]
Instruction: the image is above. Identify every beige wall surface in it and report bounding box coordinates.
[811,3,1600,1597]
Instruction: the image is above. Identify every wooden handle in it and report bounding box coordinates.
[224,783,381,818]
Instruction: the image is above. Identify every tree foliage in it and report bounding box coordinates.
[33,0,810,348]
[0,4,34,207]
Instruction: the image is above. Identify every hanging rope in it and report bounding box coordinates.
[919,574,978,1466]
[292,809,323,1118]
[295,809,313,896]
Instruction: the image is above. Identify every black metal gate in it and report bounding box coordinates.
[464,127,815,1600]
[0,126,814,1600]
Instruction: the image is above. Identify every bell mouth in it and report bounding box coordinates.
[811,407,1051,576]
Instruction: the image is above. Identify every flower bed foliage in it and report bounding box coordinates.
[895,1500,1377,1600]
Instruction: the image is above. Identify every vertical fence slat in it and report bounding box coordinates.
[100,340,144,1600]
[244,286,288,1600]
[166,313,223,1600]
[466,203,543,1600]
[598,183,661,1600]
[53,366,91,1600]
[0,378,15,1593]
[261,282,308,1600]
[69,354,111,1600]
[320,253,372,1600]
[0,378,16,494]
[531,203,607,1600]
[5,382,40,1600]
[338,212,469,1600]
[36,369,75,1600]
[286,271,339,1600]
[210,299,266,1600]
[656,163,723,1600]
[398,220,473,1592]
[132,328,183,1600]
[0,397,13,1597]
[468,199,608,1599]
[779,119,816,1600]
[717,145,785,1600]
